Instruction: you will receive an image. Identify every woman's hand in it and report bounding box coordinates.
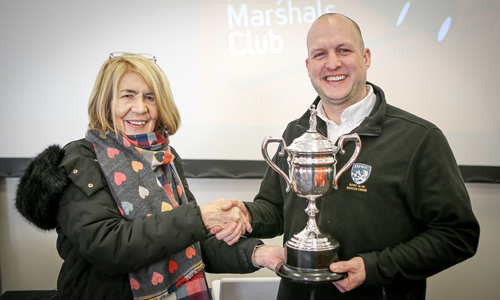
[213,198,253,244]
[200,198,252,245]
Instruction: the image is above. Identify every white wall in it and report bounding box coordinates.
[1,177,499,299]
[1,0,499,166]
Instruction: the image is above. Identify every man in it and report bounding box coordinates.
[219,13,479,299]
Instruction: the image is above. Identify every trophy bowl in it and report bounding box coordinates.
[262,105,361,283]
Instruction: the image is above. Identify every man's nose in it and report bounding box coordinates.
[326,53,341,69]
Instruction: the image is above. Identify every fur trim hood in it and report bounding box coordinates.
[15,144,68,230]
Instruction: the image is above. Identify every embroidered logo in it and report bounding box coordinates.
[351,163,372,185]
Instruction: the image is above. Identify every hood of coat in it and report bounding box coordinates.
[15,144,68,230]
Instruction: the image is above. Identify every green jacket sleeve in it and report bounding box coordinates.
[361,129,479,286]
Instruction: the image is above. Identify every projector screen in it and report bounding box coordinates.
[1,0,499,167]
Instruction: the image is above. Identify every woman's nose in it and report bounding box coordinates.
[132,97,148,113]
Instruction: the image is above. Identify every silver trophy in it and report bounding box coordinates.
[262,105,361,283]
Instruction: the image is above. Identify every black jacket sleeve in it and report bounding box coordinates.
[56,140,209,276]
[172,146,264,275]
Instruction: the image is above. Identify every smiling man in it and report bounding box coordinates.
[220,13,480,300]
[306,14,371,125]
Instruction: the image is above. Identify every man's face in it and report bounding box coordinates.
[306,15,371,109]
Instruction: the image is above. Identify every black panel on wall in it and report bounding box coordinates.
[1,158,499,183]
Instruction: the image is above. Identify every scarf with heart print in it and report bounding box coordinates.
[86,130,209,300]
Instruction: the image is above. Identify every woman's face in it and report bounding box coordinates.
[113,71,158,135]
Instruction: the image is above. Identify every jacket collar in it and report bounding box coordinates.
[297,82,385,138]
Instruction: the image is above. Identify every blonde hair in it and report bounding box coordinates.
[87,53,180,136]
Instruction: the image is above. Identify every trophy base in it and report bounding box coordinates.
[276,262,347,283]
[276,235,347,283]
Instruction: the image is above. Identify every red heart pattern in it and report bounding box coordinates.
[186,246,196,259]
[130,277,140,290]
[100,133,201,292]
[123,136,131,147]
[151,272,164,286]
[177,185,183,198]
[169,261,178,274]
[114,172,126,185]
[107,147,119,158]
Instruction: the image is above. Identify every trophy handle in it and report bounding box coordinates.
[262,136,292,192]
[333,133,362,190]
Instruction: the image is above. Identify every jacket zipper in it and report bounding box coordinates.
[382,286,388,300]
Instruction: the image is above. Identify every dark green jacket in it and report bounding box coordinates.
[246,82,480,299]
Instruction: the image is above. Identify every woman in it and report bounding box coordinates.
[15,53,280,300]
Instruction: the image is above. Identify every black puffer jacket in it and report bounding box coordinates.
[16,139,261,300]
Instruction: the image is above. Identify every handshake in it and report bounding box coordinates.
[200,198,252,245]
[200,198,284,272]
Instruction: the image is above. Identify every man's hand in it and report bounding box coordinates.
[221,198,252,223]
[200,199,252,245]
[330,257,366,293]
[254,245,284,271]
[213,198,253,243]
